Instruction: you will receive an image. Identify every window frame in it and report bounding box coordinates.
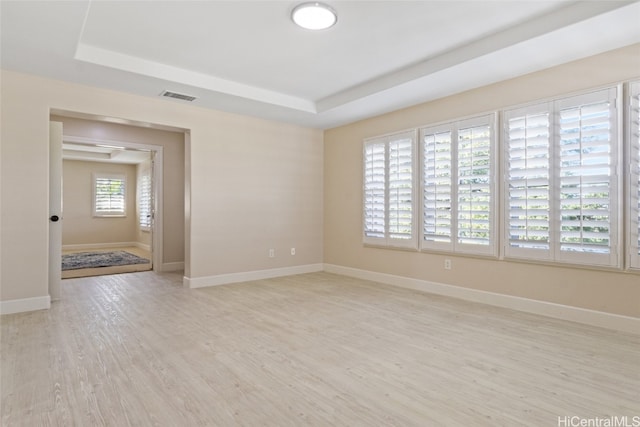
[362,129,418,249]
[93,172,127,218]
[419,113,498,257]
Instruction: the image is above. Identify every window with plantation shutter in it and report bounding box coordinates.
[363,130,416,248]
[93,173,126,217]
[421,114,497,256]
[504,87,620,267]
[629,81,640,269]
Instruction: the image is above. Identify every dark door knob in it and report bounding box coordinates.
[50,215,60,222]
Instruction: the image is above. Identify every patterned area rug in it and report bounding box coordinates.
[62,251,150,271]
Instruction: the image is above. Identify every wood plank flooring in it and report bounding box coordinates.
[1,271,638,426]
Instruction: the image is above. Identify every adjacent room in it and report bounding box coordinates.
[60,145,153,278]
[53,114,186,279]
[1,1,639,425]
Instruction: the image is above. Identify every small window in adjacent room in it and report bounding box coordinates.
[138,173,152,230]
[93,173,126,217]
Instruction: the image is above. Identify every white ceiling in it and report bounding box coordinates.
[2,1,639,129]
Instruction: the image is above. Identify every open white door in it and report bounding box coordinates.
[49,121,63,300]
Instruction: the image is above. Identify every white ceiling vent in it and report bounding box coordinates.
[160,90,197,102]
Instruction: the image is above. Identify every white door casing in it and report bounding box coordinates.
[49,121,63,300]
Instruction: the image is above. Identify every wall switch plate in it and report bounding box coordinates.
[269,249,275,258]
[291,248,296,255]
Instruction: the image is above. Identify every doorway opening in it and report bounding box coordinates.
[49,110,187,296]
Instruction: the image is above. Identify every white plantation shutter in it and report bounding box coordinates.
[421,115,496,255]
[363,130,417,248]
[364,142,386,240]
[556,89,619,267]
[504,105,552,260]
[138,173,152,229]
[388,138,414,240]
[457,122,493,250]
[629,81,640,269]
[93,173,126,216]
[422,126,453,249]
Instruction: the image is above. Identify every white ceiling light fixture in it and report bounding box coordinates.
[291,2,337,30]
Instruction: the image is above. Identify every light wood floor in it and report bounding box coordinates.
[61,246,152,279]
[1,272,638,426]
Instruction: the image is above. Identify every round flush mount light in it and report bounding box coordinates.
[291,2,337,30]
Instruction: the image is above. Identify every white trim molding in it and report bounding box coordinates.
[323,264,640,335]
[161,262,185,272]
[0,296,51,315]
[184,264,324,288]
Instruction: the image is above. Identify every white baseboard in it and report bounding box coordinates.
[134,242,152,252]
[62,242,139,250]
[184,264,324,289]
[0,295,51,315]
[161,262,184,272]
[323,264,640,335]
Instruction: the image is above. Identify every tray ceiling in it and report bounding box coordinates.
[2,1,639,128]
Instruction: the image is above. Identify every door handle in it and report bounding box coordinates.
[50,215,60,222]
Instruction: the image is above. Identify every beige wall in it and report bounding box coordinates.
[0,70,323,302]
[62,160,137,246]
[324,43,640,318]
[51,115,185,263]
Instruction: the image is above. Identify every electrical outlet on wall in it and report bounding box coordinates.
[291,248,296,255]
[444,259,452,270]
